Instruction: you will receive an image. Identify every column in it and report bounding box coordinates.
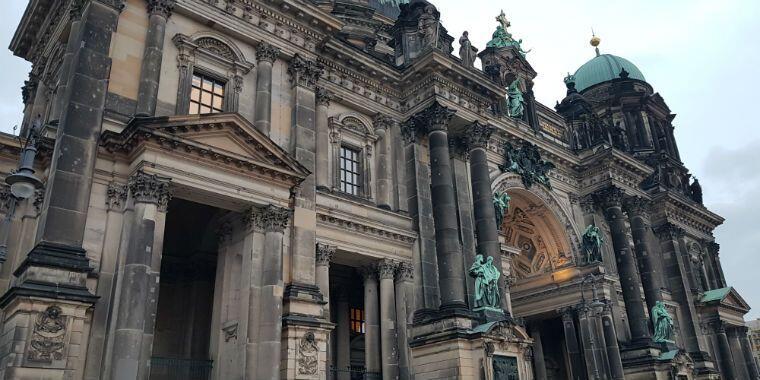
[110,171,171,379]
[254,43,279,136]
[418,102,467,311]
[315,88,332,190]
[590,303,611,379]
[529,324,547,380]
[713,322,737,380]
[401,119,439,309]
[728,327,750,379]
[706,242,727,288]
[577,305,602,379]
[377,259,399,380]
[560,307,585,380]
[600,302,625,380]
[395,262,414,380]
[135,0,174,116]
[361,266,381,377]
[335,291,351,380]
[243,207,265,380]
[255,205,291,380]
[316,243,334,318]
[595,186,650,344]
[466,122,509,311]
[737,326,760,379]
[624,196,663,313]
[374,115,394,210]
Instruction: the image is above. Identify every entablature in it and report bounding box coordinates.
[576,145,654,195]
[650,191,724,237]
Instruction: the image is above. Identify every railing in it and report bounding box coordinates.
[150,357,213,380]
[329,366,381,380]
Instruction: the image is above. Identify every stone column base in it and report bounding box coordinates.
[0,297,93,380]
[409,315,533,380]
[281,318,334,380]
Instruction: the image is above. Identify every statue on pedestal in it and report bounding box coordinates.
[459,31,478,68]
[469,254,501,309]
[493,191,511,228]
[507,79,525,119]
[651,301,675,343]
[581,224,604,263]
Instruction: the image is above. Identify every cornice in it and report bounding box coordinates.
[650,191,724,236]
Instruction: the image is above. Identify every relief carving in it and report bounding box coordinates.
[28,306,66,363]
[297,331,319,375]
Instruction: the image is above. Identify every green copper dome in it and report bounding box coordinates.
[573,54,646,92]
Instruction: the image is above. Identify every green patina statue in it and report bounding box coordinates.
[486,10,531,56]
[469,254,501,309]
[493,191,511,228]
[499,141,555,189]
[651,301,675,343]
[507,79,525,119]
[581,224,604,263]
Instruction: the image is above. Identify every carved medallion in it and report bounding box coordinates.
[28,306,66,363]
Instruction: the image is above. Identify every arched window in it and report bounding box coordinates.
[328,114,378,199]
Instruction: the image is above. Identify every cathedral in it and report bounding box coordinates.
[0,0,756,378]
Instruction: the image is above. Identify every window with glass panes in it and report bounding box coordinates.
[189,73,225,114]
[339,146,362,195]
[350,307,365,334]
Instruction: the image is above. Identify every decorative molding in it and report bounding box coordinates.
[27,306,66,363]
[106,182,127,211]
[316,212,416,246]
[127,170,172,210]
[221,321,238,342]
[315,243,335,266]
[0,185,13,215]
[297,331,319,375]
[33,187,45,214]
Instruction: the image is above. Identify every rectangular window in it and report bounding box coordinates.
[339,146,362,196]
[350,307,365,334]
[189,73,225,114]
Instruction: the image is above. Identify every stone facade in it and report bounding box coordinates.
[0,0,755,379]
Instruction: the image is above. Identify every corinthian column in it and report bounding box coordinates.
[374,115,394,210]
[418,102,467,312]
[595,186,650,344]
[255,205,291,380]
[623,196,663,313]
[315,243,334,318]
[361,266,381,376]
[110,171,171,379]
[395,262,414,380]
[254,43,279,136]
[315,88,332,190]
[135,0,174,116]
[377,259,399,380]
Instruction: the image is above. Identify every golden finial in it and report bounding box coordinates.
[590,28,601,56]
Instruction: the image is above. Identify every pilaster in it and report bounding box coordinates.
[135,0,175,116]
[253,43,279,136]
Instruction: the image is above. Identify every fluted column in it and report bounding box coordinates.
[713,321,737,380]
[378,259,399,380]
[418,102,467,311]
[466,122,509,311]
[135,0,174,116]
[600,302,624,380]
[255,205,291,380]
[623,197,663,313]
[560,307,585,380]
[595,186,650,343]
[395,262,414,380]
[361,266,381,376]
[110,171,171,379]
[737,326,760,379]
[254,43,279,136]
[374,115,394,210]
[315,88,332,190]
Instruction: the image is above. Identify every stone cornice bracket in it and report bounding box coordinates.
[315,243,335,266]
[376,258,397,280]
[288,54,324,89]
[465,121,493,150]
[105,182,128,211]
[255,42,280,63]
[419,101,455,133]
[127,170,172,210]
[261,204,291,233]
[623,196,652,219]
[315,87,332,107]
[395,261,414,283]
[593,186,625,210]
[654,222,685,241]
[146,0,175,18]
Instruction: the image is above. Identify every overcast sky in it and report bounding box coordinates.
[1,0,758,318]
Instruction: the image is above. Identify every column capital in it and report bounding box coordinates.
[419,101,455,133]
[255,42,280,63]
[558,307,575,321]
[400,118,418,144]
[710,320,727,334]
[706,240,720,255]
[448,137,469,160]
[593,186,625,210]
[315,243,335,266]
[465,121,493,150]
[128,170,172,210]
[106,182,127,211]
[315,87,332,107]
[288,54,323,89]
[146,0,175,18]
[376,259,397,280]
[579,195,596,214]
[217,221,233,244]
[359,265,377,281]
[243,206,265,232]
[654,223,685,241]
[395,261,414,283]
[260,205,291,233]
[373,114,394,134]
[623,195,651,217]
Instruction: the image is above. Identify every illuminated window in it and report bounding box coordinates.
[339,146,362,195]
[350,307,364,334]
[189,73,225,114]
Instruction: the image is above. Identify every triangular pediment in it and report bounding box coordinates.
[721,288,750,311]
[700,286,751,313]
[100,113,309,185]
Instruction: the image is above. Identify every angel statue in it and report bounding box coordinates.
[493,191,511,228]
[581,224,604,263]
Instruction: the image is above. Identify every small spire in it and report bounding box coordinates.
[590,28,601,57]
